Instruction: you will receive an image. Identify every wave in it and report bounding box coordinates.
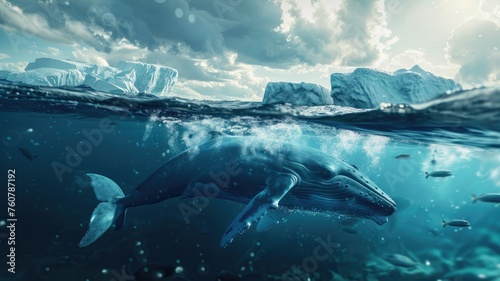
[1,80,499,149]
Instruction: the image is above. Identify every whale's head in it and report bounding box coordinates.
[286,153,397,225]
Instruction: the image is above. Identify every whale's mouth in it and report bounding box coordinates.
[336,168,397,215]
[368,214,389,225]
[324,172,396,224]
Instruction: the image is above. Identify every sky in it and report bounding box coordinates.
[0,0,499,100]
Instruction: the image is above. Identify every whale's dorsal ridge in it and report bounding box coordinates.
[220,173,298,248]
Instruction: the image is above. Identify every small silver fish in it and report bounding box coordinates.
[395,154,411,160]
[19,147,37,161]
[472,193,500,204]
[442,219,470,228]
[425,170,452,179]
[385,254,417,268]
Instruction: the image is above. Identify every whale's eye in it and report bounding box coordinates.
[320,169,333,179]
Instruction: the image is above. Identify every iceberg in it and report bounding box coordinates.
[0,70,12,80]
[8,68,85,87]
[262,82,332,106]
[4,58,178,96]
[330,65,462,108]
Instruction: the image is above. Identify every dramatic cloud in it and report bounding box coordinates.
[1,0,395,68]
[270,0,396,66]
[334,0,395,65]
[447,19,500,84]
[0,0,111,51]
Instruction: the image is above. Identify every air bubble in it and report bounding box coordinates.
[175,8,183,18]
[197,264,209,275]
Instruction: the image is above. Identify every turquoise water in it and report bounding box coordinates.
[0,81,499,281]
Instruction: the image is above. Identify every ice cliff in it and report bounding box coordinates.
[262,82,333,106]
[261,66,461,108]
[330,65,462,108]
[5,58,178,96]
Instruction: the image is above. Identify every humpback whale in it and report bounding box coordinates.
[78,136,396,248]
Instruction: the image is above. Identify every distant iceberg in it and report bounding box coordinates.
[262,82,332,106]
[4,58,178,96]
[261,65,462,108]
[330,65,462,108]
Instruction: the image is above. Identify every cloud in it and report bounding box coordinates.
[447,19,500,84]
[334,0,395,65]
[0,52,8,59]
[271,0,396,66]
[47,47,61,57]
[389,49,459,79]
[2,0,396,68]
[0,61,27,72]
[0,0,111,51]
[479,0,500,25]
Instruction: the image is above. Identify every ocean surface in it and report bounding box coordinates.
[0,80,499,281]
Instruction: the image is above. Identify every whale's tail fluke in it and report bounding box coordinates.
[78,173,126,248]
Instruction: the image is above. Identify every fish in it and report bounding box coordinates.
[425,170,452,179]
[442,219,470,228]
[472,193,500,204]
[430,158,437,165]
[77,136,396,248]
[18,147,37,161]
[395,154,411,160]
[341,227,358,235]
[385,254,418,268]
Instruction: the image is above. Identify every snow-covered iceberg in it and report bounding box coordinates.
[262,82,332,106]
[330,65,462,108]
[5,58,178,96]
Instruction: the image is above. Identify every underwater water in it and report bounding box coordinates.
[1,80,500,281]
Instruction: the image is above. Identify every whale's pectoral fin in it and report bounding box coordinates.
[220,173,298,248]
[256,208,290,233]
